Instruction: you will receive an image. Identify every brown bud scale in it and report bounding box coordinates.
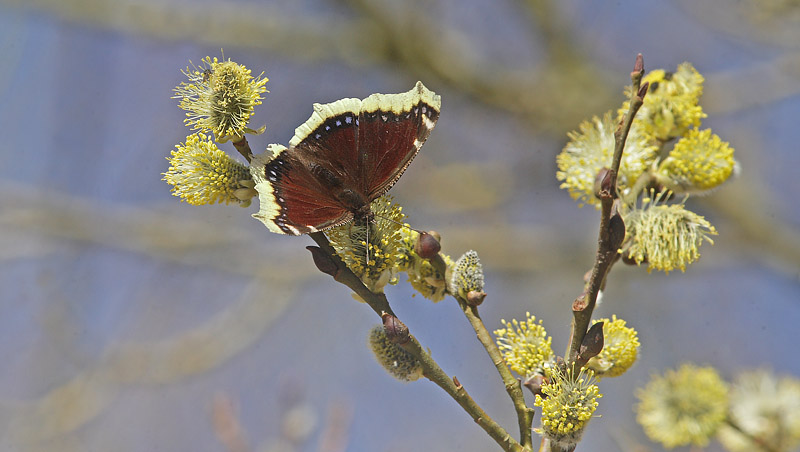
[306,246,339,277]
[466,290,486,306]
[415,232,441,259]
[382,313,410,344]
[572,293,587,312]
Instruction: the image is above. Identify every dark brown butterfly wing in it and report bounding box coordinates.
[251,145,352,235]
[251,82,440,235]
[358,82,441,199]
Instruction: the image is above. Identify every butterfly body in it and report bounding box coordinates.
[251,82,441,235]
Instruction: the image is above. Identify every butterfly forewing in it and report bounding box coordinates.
[289,98,363,194]
[359,82,441,199]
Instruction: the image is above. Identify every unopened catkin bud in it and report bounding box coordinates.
[450,250,485,300]
[368,326,422,382]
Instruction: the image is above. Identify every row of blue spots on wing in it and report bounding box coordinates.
[313,113,358,141]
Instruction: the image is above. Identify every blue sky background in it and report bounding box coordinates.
[1,1,799,451]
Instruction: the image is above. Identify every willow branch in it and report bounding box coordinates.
[307,232,526,450]
[458,295,535,449]
[566,54,648,364]
[429,254,534,449]
[400,335,526,452]
[308,232,395,317]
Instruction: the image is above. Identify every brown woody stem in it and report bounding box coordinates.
[308,232,395,317]
[232,136,254,163]
[401,335,527,452]
[566,54,647,365]
[308,232,527,451]
[429,254,534,449]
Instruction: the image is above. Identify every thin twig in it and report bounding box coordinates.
[401,335,526,452]
[566,54,648,365]
[429,255,534,449]
[308,232,396,317]
[458,296,535,449]
[307,232,526,451]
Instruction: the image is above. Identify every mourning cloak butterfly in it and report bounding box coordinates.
[251,81,441,235]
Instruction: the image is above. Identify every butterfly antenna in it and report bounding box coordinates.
[365,219,371,267]
[372,212,427,235]
[344,221,370,269]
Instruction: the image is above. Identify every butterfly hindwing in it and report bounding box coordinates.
[251,145,352,235]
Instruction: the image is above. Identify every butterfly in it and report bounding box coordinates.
[251,81,441,235]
